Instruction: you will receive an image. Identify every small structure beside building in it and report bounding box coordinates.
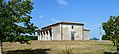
[37,22,90,40]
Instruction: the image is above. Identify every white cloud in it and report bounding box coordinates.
[50,18,62,22]
[39,15,44,18]
[57,0,68,6]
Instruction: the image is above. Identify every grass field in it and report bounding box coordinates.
[3,40,116,54]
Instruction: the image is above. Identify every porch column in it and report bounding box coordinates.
[38,33,41,41]
[40,32,43,41]
[50,30,52,40]
[40,33,42,41]
[44,31,47,40]
[47,30,50,40]
[42,32,44,41]
[45,30,48,40]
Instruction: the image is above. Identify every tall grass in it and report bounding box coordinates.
[62,45,73,54]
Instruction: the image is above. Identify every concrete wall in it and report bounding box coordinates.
[52,25,61,40]
[62,24,70,40]
[83,30,90,40]
[62,24,83,40]
[74,25,83,40]
[38,23,89,41]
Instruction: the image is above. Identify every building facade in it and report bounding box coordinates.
[37,22,90,40]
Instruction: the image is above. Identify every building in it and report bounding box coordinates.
[37,22,90,40]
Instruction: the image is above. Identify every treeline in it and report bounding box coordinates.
[3,36,37,42]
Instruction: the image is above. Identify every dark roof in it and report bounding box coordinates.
[84,29,90,31]
[41,22,84,29]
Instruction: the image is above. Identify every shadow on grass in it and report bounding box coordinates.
[103,52,116,54]
[4,48,51,54]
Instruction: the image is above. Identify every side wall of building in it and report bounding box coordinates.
[83,30,90,40]
[52,24,61,40]
[62,24,83,40]
[62,24,70,40]
[74,25,83,40]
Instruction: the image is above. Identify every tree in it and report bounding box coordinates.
[102,35,110,40]
[0,0,37,54]
[90,37,99,40]
[102,16,119,54]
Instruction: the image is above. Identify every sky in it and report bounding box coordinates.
[30,0,119,39]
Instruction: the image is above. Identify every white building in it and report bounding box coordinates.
[37,22,90,40]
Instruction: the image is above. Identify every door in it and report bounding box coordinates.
[71,33,74,40]
[71,31,76,40]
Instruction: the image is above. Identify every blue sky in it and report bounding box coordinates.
[30,0,119,39]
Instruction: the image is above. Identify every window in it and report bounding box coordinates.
[71,26,74,29]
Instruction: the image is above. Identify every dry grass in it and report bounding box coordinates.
[3,40,116,54]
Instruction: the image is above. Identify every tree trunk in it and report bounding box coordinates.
[116,39,119,54]
[0,34,2,54]
[117,44,119,54]
[0,41,2,54]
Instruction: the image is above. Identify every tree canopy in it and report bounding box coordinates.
[0,0,37,43]
[102,16,119,41]
[102,16,119,53]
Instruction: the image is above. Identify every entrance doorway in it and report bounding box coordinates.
[71,31,76,40]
